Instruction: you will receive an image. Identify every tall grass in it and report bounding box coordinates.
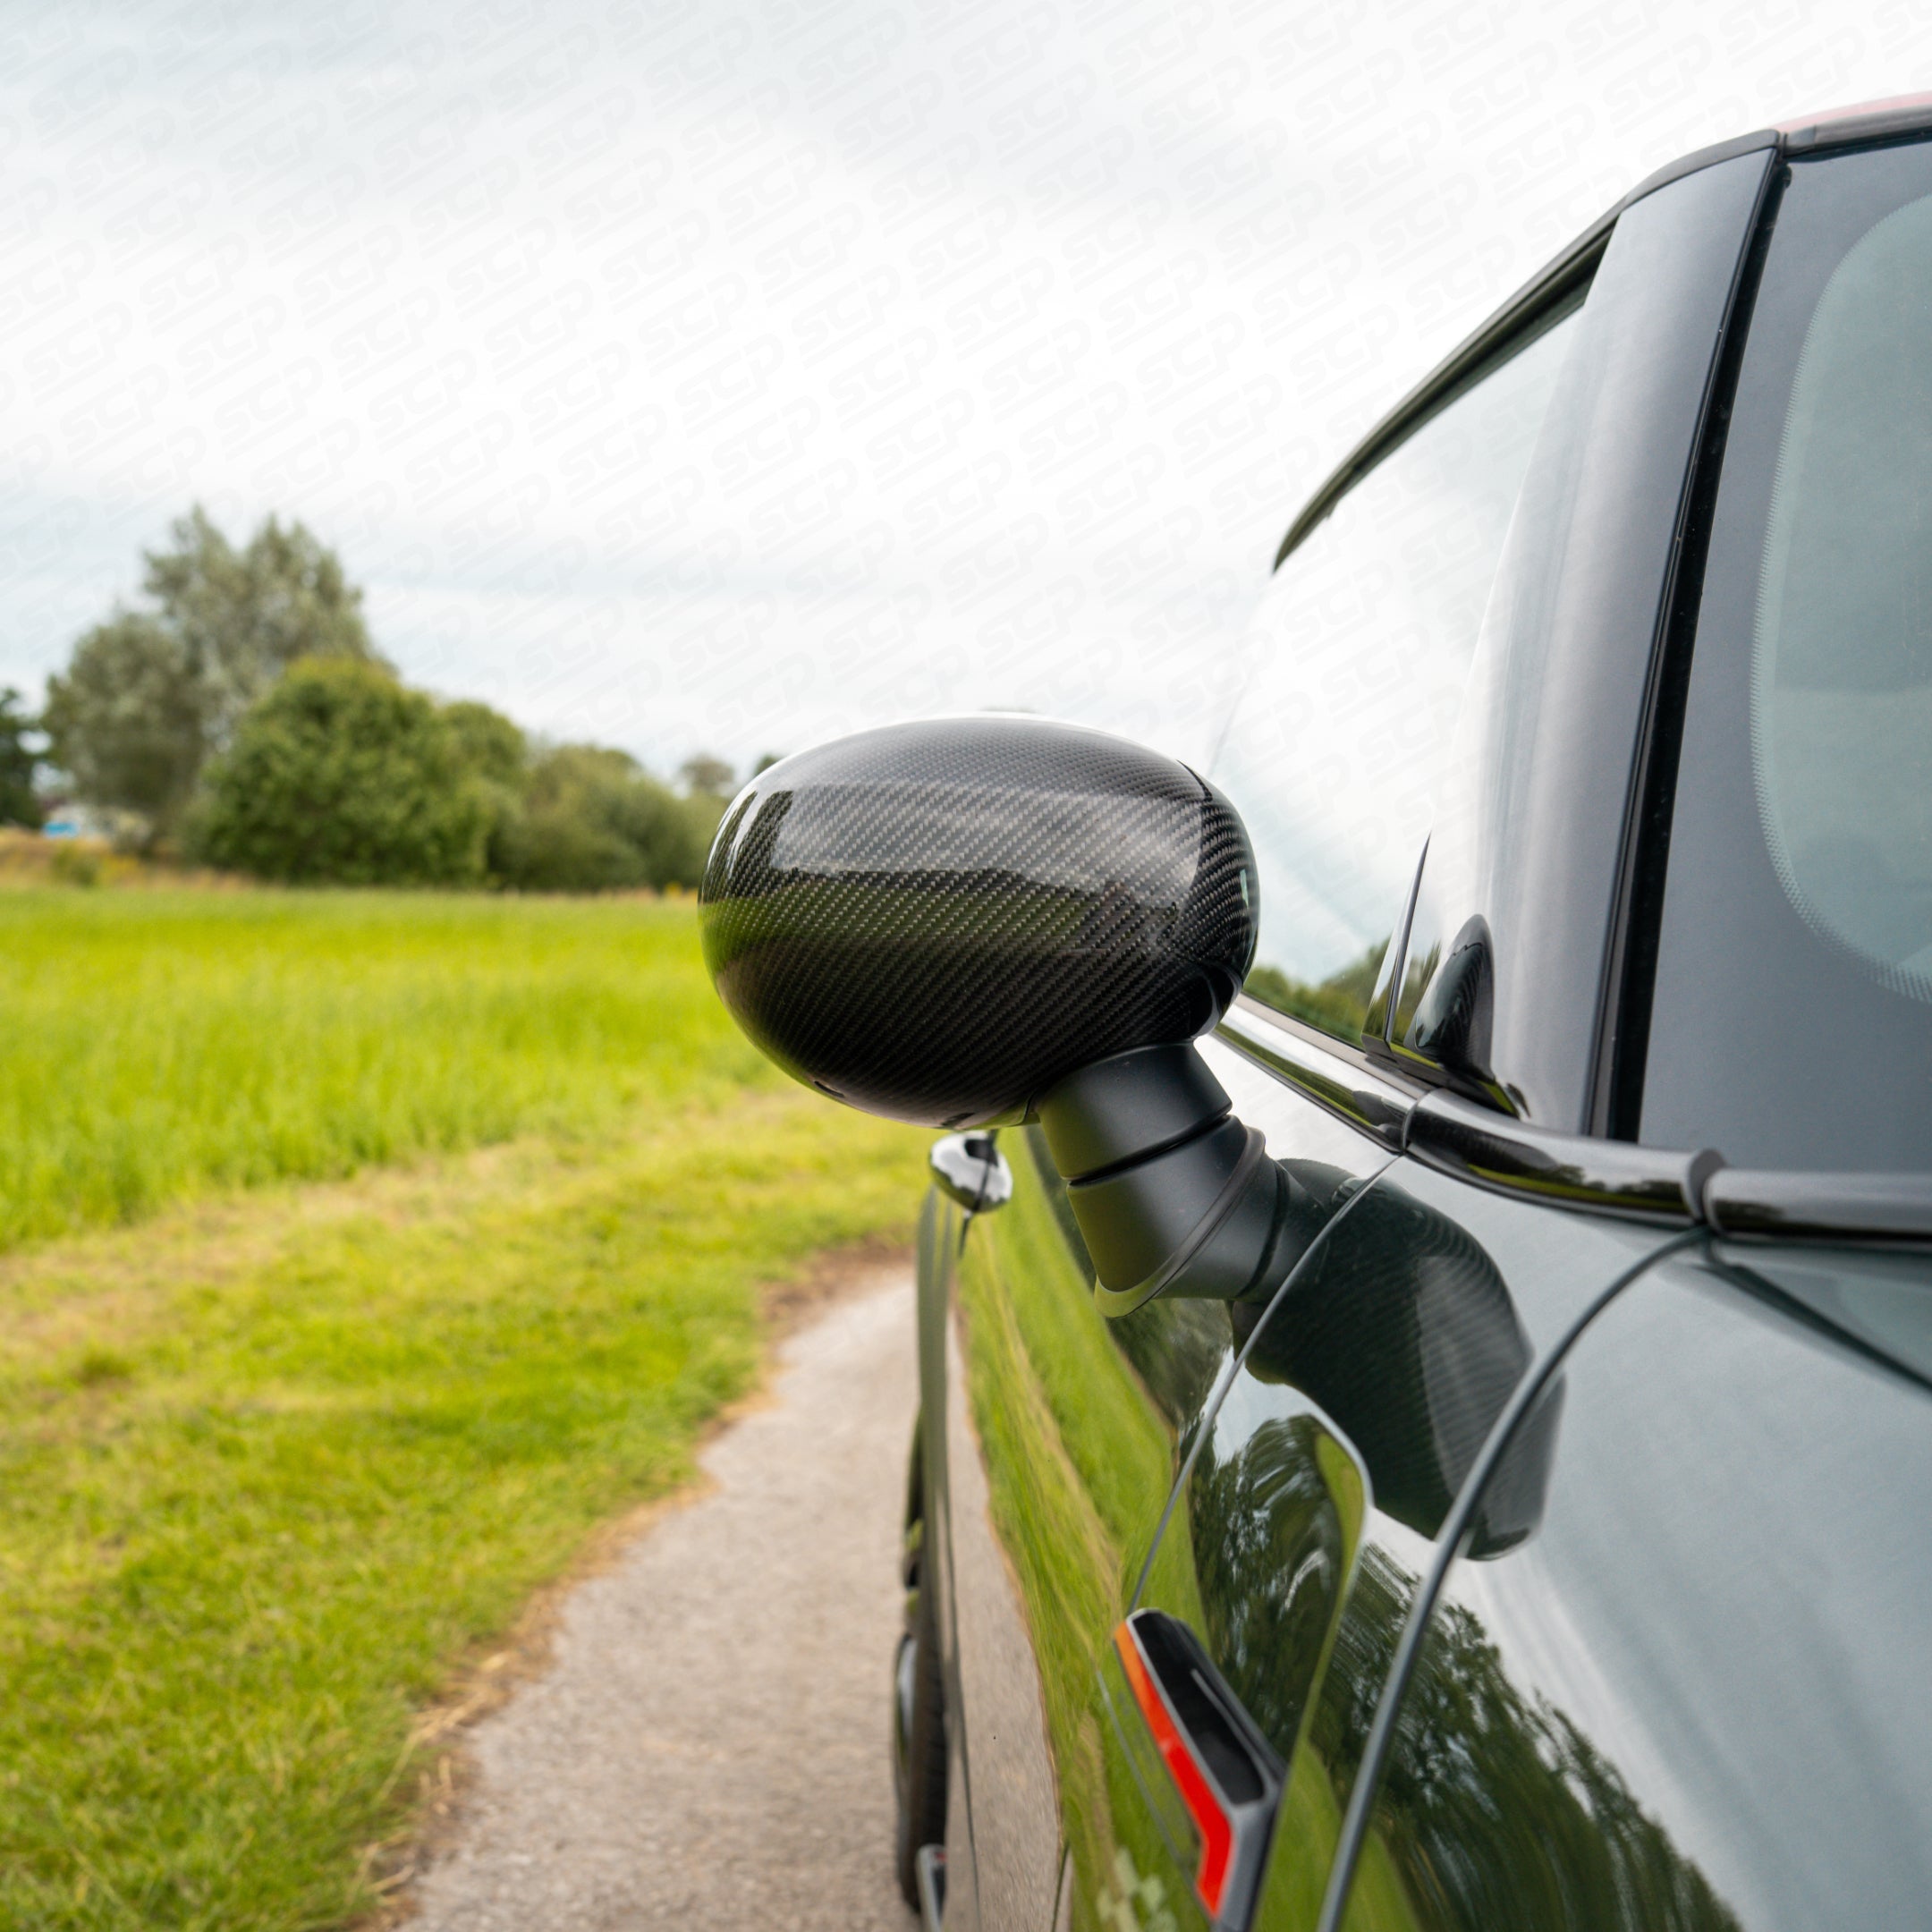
[0,886,930,1928]
[0,890,770,1250]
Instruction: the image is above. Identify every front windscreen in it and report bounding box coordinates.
[1751,190,1932,997]
[1642,137,1932,1171]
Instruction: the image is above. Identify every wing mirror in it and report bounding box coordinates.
[699,716,1291,1315]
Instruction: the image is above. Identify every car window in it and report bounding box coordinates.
[1752,191,1932,991]
[1210,301,1583,1046]
[1640,139,1932,1170]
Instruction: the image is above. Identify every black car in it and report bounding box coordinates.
[700,95,1932,1932]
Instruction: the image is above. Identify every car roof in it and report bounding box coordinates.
[1275,96,1932,569]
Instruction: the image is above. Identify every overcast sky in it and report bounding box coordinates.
[4,0,1928,780]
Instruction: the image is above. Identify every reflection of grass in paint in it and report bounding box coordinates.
[954,1145,1182,1929]
[988,1141,1175,1571]
[1249,1750,1421,1932]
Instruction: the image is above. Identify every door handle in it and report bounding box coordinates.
[1110,1609,1284,1932]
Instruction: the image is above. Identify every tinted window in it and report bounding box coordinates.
[1642,140,1932,1169]
[1340,1246,1932,1932]
[1753,193,1932,987]
[1212,304,1582,1045]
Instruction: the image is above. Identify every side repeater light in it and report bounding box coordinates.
[1111,1609,1284,1931]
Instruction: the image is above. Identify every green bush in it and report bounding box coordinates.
[496,743,711,892]
[191,660,490,885]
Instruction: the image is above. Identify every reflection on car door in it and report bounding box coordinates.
[937,1021,1396,1932]
[1133,1109,1684,1932]
[939,1106,1254,1932]
[1331,1238,1932,1932]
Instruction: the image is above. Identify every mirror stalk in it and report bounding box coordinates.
[1038,1044,1291,1317]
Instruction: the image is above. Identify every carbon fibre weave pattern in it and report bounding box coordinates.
[699,717,1258,1129]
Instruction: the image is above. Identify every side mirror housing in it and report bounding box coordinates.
[699,716,1288,1314]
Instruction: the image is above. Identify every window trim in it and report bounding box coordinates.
[1274,131,1785,576]
[1590,158,1784,1138]
[1273,229,1608,570]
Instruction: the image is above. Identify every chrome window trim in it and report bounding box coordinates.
[1403,1089,1722,1224]
[1214,996,1417,1151]
[1704,1170,1932,1245]
[1219,999,1932,1243]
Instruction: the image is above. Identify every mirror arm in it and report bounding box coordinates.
[1036,1043,1294,1318]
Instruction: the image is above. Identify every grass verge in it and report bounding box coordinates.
[0,889,766,1251]
[0,1007,925,1928]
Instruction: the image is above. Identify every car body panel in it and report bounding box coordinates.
[1172,1158,1674,1932]
[906,112,1932,1932]
[1336,1239,1932,1932]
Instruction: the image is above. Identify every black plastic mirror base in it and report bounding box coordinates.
[1036,1043,1300,1317]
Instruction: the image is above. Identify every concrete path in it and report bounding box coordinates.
[409,1273,919,1930]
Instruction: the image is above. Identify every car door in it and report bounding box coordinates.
[1318,129,1932,1931]
[1034,144,1777,1932]
[1326,1235,1932,1932]
[927,236,1588,1932]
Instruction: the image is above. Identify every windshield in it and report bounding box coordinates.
[1641,138,1932,1172]
[1752,189,1932,996]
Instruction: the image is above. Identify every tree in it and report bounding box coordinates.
[496,744,709,893]
[441,701,526,789]
[191,660,489,886]
[0,688,43,827]
[441,699,529,879]
[678,753,735,801]
[43,508,380,840]
[676,752,737,851]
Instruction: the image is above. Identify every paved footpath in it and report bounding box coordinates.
[409,1274,919,1930]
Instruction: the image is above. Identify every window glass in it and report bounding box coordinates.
[1642,140,1932,1170]
[1752,192,1932,995]
[1213,304,1581,1045]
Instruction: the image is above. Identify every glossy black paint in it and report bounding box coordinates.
[942,1102,1250,1930]
[699,716,1257,1131]
[1337,1243,1932,1931]
[1103,1042,1403,1932]
[1149,1160,1673,1932]
[1386,150,1774,1130]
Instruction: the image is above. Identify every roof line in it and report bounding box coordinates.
[1274,124,1809,569]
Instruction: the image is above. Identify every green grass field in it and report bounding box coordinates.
[0,888,928,1929]
[0,890,772,1251]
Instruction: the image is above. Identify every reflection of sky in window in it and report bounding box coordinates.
[1210,313,1577,987]
[1754,191,1932,997]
